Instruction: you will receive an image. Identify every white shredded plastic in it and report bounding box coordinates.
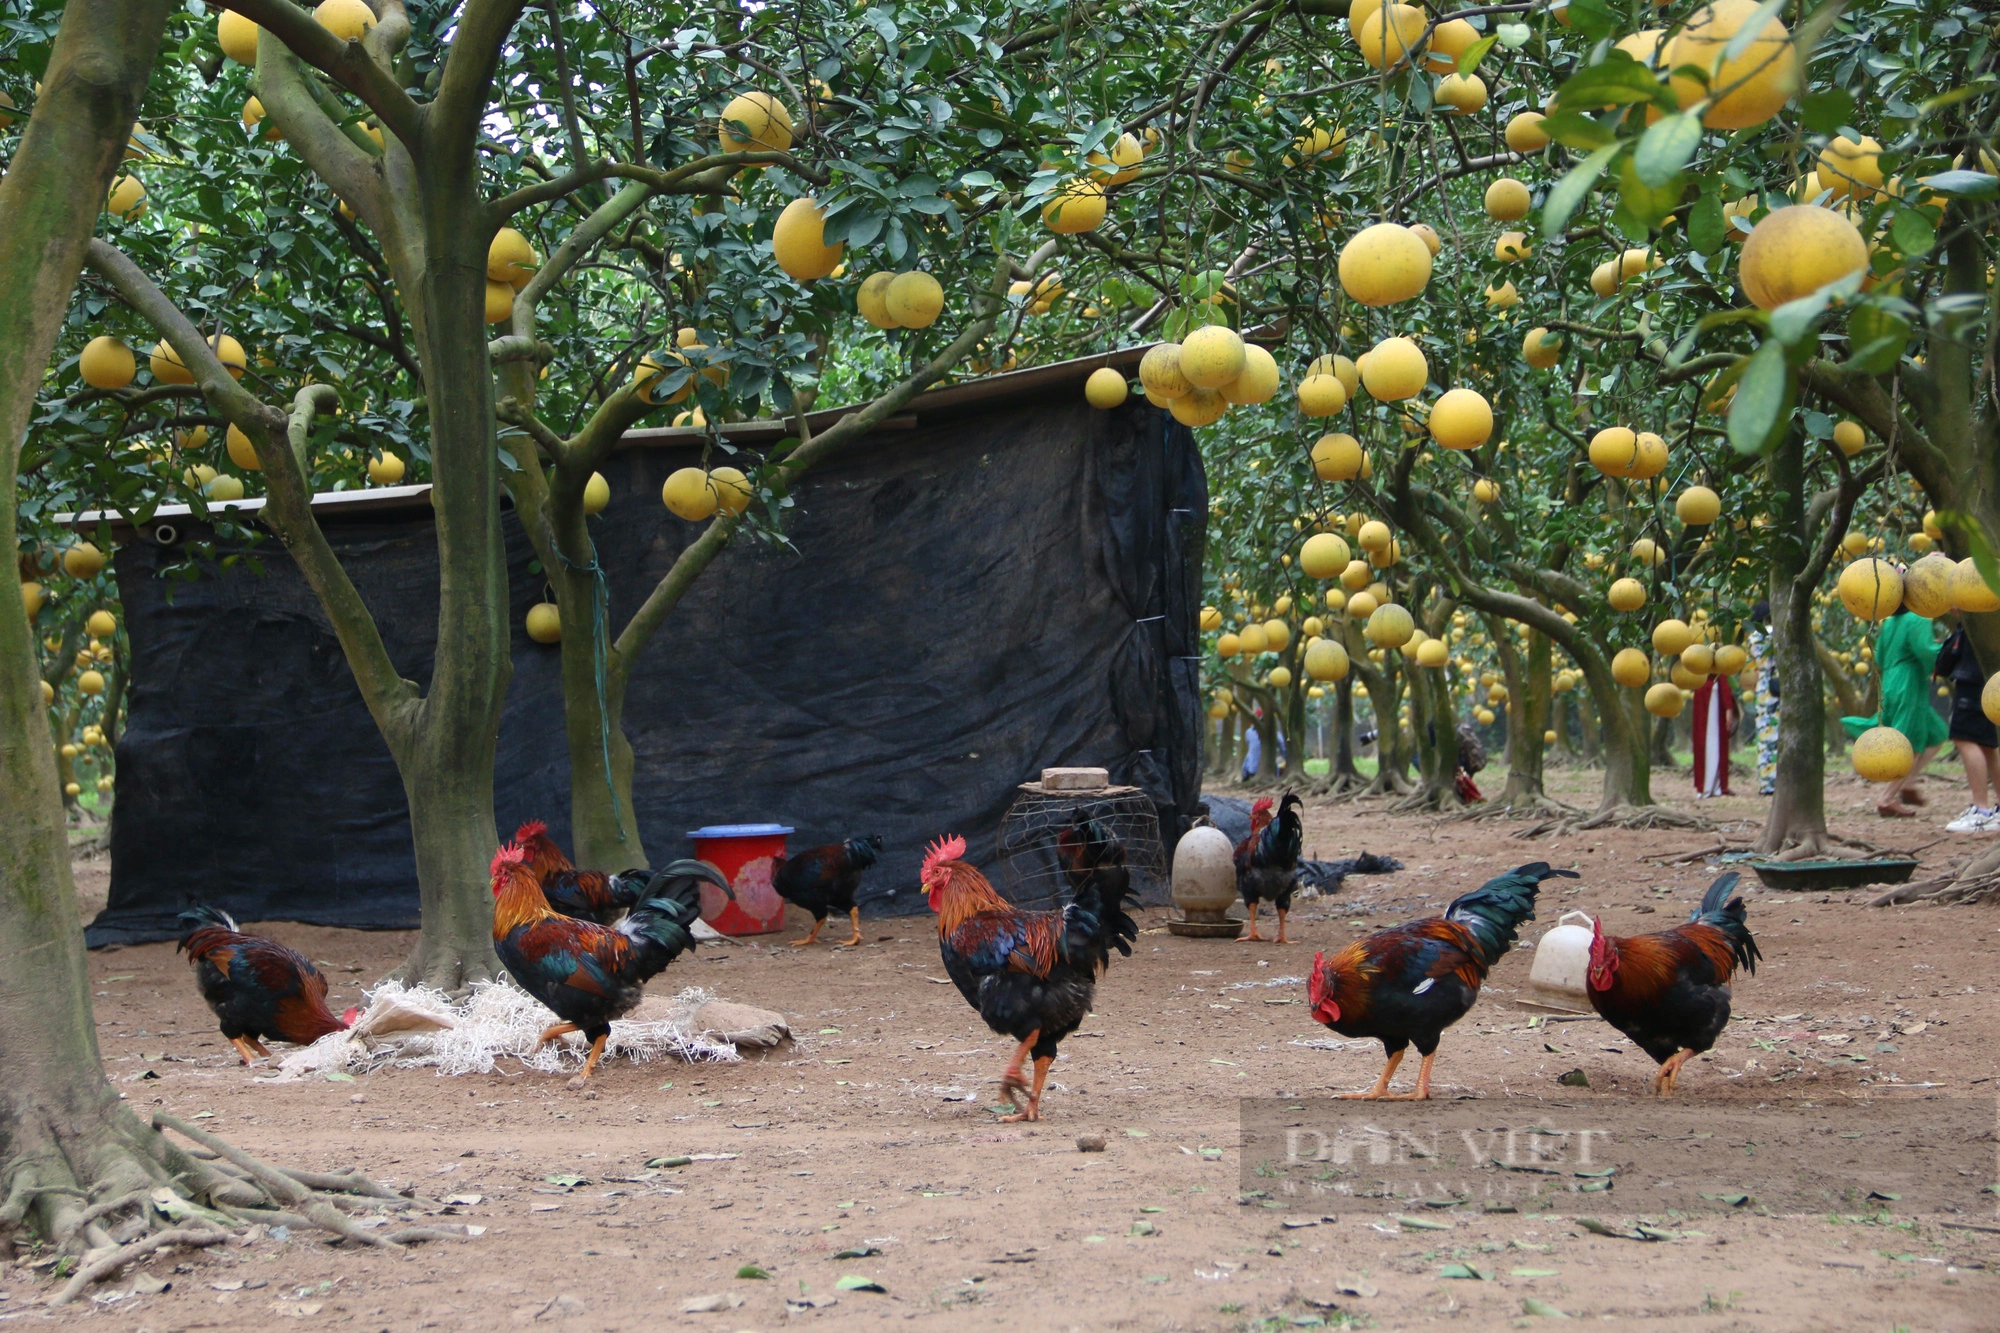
[272,980,740,1082]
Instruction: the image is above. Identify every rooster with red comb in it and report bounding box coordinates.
[921,832,1137,1121]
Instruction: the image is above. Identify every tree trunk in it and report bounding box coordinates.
[1403,662,1460,809]
[1576,688,1601,760]
[1333,676,1361,783]
[0,0,201,1254]
[1756,434,1833,857]
[1499,628,1551,803]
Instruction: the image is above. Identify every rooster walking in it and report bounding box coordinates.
[1235,793,1303,943]
[1307,862,1577,1099]
[513,819,656,926]
[1586,872,1762,1096]
[774,835,885,947]
[923,828,1137,1121]
[490,843,726,1088]
[177,907,354,1065]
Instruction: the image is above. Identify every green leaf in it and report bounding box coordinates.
[736,1265,770,1279]
[1890,207,1936,256]
[1522,1296,1572,1318]
[1914,170,1998,200]
[1616,154,1684,230]
[1438,1263,1492,1280]
[1727,339,1792,455]
[1458,35,1499,77]
[1633,113,1702,188]
[835,1274,886,1292]
[1688,189,1726,253]
[1769,287,1836,346]
[1800,89,1854,135]
[1537,111,1620,152]
[1845,302,1911,375]
[1554,59,1672,113]
[545,1173,588,1187]
[1542,142,1622,237]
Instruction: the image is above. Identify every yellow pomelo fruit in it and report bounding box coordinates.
[1429,388,1492,450]
[1219,343,1279,405]
[79,336,135,390]
[86,609,117,638]
[1264,620,1292,652]
[1169,387,1228,428]
[1631,430,1668,478]
[1668,0,1797,130]
[1311,433,1365,482]
[1923,510,1944,540]
[1345,591,1380,620]
[1588,427,1638,477]
[773,198,843,280]
[225,424,260,471]
[241,95,283,140]
[366,452,405,484]
[1180,325,1247,389]
[1324,588,1348,612]
[77,670,106,697]
[1494,230,1532,262]
[1300,532,1352,579]
[884,271,944,328]
[489,227,538,285]
[1681,643,1716,675]
[1138,343,1191,399]
[1475,707,1496,725]
[1675,485,1721,526]
[481,279,515,325]
[1360,337,1427,401]
[856,271,899,328]
[1406,223,1441,256]
[1590,260,1619,298]
[1365,602,1415,648]
[1338,223,1432,307]
[662,467,719,521]
[1615,27,1670,66]
[1425,17,1479,71]
[1416,637,1450,668]
[709,466,753,515]
[1522,327,1562,368]
[1356,3,1427,71]
[1485,280,1519,308]
[1296,374,1348,417]
[1850,725,1913,782]
[205,474,245,502]
[1484,178,1531,222]
[1631,537,1665,567]
[1738,205,1867,310]
[1669,662,1707,691]
[205,334,246,380]
[313,0,377,40]
[1473,477,1499,503]
[633,352,694,405]
[1953,559,2000,613]
[1289,121,1347,163]
[183,463,217,489]
[1356,520,1391,553]
[1652,618,1694,656]
[1817,135,1884,201]
[583,472,611,515]
[1087,131,1146,184]
[1608,578,1647,612]
[1340,559,1373,590]
[1714,644,1748,675]
[218,11,260,63]
[1238,623,1270,655]
[1612,647,1652,688]
[63,543,106,579]
[1837,556,1903,621]
[1267,666,1293,689]
[1328,354,1360,399]
[1901,551,1958,618]
[106,175,145,219]
[1644,682,1685,718]
[1200,606,1223,632]
[1305,638,1351,681]
[1042,178,1108,234]
[1983,672,2000,725]
[1436,73,1487,115]
[1505,111,1549,153]
[718,91,794,154]
[525,602,562,644]
[1347,0,1387,37]
[1840,531,1870,557]
[1084,367,1129,409]
[1216,633,1241,658]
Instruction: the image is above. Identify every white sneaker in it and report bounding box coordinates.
[1946,806,1995,833]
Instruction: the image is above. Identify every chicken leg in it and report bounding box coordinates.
[1000,1055,1054,1123]
[229,1035,268,1065]
[996,1030,1040,1113]
[1655,1048,1695,1096]
[1273,907,1290,945]
[1337,1048,1405,1099]
[565,1034,608,1090]
[1387,1051,1437,1101]
[789,916,827,947]
[841,907,863,948]
[537,1022,579,1047]
[1239,901,1263,942]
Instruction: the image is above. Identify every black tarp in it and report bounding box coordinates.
[88,381,1206,945]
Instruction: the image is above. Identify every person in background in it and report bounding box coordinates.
[1842,602,1948,818]
[1935,620,1999,832]
[1746,601,1779,796]
[1240,718,1262,782]
[1691,670,1740,798]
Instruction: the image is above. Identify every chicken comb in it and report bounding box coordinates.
[1250,797,1274,815]
[514,819,549,842]
[921,834,967,883]
[490,842,529,878]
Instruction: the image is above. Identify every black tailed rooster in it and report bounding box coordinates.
[923,832,1136,1121]
[1586,872,1762,1096]
[513,819,656,926]
[1307,862,1577,1099]
[774,834,885,947]
[177,906,354,1065]
[1235,792,1303,943]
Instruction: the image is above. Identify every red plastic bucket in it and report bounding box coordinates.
[687,824,791,936]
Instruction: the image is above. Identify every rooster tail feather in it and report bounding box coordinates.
[1689,871,1760,975]
[1062,862,1140,970]
[1445,862,1575,965]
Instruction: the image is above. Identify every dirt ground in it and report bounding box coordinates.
[22,763,2000,1331]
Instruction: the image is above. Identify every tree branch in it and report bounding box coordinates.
[433,0,535,159]
[224,0,422,149]
[488,152,820,220]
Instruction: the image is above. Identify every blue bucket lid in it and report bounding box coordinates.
[688,823,794,838]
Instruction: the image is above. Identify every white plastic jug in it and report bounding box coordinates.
[1527,910,1597,1009]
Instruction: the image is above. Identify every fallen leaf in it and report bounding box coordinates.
[544,1173,588,1188]
[680,1292,744,1313]
[1438,1263,1490,1280]
[645,1156,692,1168]
[1511,1267,1560,1277]
[1522,1296,1571,1318]
[830,1247,881,1260]
[834,1274,885,1292]
[1397,1215,1452,1231]
[736,1266,769,1280]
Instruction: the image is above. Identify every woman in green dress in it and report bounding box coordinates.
[1842,607,1949,816]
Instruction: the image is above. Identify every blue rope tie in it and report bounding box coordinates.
[553,536,624,841]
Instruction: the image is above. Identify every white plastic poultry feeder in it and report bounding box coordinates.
[1526,909,1596,1012]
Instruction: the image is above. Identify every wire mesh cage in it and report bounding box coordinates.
[995,783,1169,910]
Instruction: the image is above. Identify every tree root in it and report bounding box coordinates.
[1510,803,1713,839]
[1870,869,2000,907]
[1445,793,1581,823]
[47,1224,231,1306]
